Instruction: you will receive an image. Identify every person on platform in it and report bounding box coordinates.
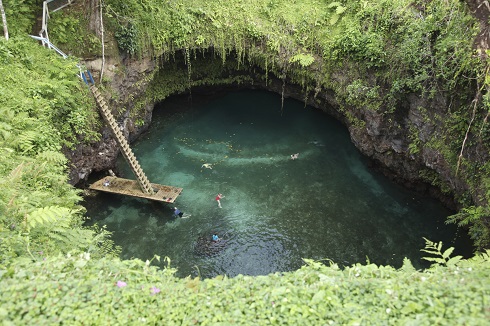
[103,179,110,187]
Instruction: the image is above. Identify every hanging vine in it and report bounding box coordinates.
[281,71,286,116]
[185,46,192,92]
[265,55,268,87]
[479,63,490,137]
[456,94,479,177]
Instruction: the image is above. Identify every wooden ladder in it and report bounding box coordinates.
[90,85,155,195]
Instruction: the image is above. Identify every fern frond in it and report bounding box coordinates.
[446,256,463,266]
[36,151,68,165]
[0,121,13,140]
[12,130,40,154]
[289,53,315,67]
[421,238,461,268]
[48,229,87,251]
[26,206,71,230]
[470,249,490,262]
[28,207,95,254]
[86,224,121,258]
[442,247,455,259]
[8,163,25,180]
[399,257,416,273]
[447,206,487,227]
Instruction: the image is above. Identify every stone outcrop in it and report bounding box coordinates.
[67,55,156,185]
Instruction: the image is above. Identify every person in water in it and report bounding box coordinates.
[212,234,220,242]
[173,207,191,218]
[215,193,225,208]
[173,207,184,218]
[290,153,299,160]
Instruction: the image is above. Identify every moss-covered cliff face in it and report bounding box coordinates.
[52,0,490,247]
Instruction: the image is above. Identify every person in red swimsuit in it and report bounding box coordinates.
[215,193,225,208]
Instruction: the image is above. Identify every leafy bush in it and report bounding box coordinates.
[114,22,138,55]
[0,248,489,324]
[2,0,38,37]
[48,11,102,58]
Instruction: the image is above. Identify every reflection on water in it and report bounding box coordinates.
[83,90,472,278]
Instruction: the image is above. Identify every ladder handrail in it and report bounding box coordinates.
[39,0,75,46]
[29,35,68,59]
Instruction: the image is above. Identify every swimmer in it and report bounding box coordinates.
[173,207,191,218]
[173,207,183,218]
[290,153,299,160]
[201,163,213,169]
[215,193,224,208]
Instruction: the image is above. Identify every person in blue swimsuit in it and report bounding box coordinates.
[212,234,219,242]
[173,207,184,218]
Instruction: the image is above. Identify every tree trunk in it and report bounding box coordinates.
[87,0,102,37]
[99,0,105,83]
[0,0,9,40]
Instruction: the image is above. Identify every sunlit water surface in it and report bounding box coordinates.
[84,90,472,278]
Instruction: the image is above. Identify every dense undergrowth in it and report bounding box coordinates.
[1,247,489,324]
[1,0,490,323]
[0,36,121,261]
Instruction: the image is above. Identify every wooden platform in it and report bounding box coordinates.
[89,176,183,203]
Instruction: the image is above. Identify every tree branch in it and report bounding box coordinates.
[0,0,9,40]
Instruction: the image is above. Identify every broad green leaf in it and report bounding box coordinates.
[442,247,455,259]
[446,256,463,266]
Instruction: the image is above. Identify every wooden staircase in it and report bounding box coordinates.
[90,85,154,195]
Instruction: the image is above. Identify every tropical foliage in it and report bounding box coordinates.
[0,0,37,38]
[1,246,489,324]
[0,0,489,323]
[0,35,113,264]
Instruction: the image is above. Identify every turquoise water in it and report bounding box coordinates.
[84,89,472,278]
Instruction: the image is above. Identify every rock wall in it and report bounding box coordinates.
[67,55,156,185]
[69,56,463,211]
[259,76,465,209]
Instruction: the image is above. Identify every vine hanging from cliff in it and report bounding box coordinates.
[185,46,192,92]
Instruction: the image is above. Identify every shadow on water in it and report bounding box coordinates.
[83,89,474,279]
